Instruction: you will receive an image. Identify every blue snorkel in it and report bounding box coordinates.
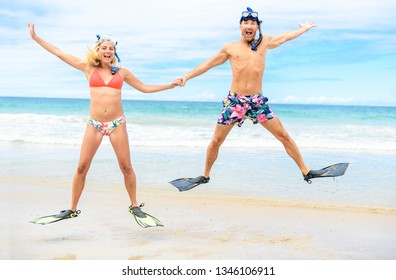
[96,34,121,74]
[111,53,121,75]
[240,7,263,51]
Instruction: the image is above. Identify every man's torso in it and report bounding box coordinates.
[227,35,270,95]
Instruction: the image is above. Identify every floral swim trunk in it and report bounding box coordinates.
[88,114,126,136]
[217,92,277,127]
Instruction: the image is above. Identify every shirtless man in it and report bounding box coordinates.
[173,7,319,190]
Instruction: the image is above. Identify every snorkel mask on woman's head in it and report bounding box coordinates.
[239,7,263,51]
[96,34,121,74]
[96,34,118,47]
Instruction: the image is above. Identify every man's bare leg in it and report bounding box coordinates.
[203,124,234,178]
[260,118,310,175]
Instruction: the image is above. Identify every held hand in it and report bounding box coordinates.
[174,76,187,87]
[170,78,182,88]
[177,77,186,86]
[299,21,317,31]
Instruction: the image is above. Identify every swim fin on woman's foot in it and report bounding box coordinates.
[129,204,163,228]
[31,209,81,225]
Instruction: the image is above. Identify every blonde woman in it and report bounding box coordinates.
[29,22,178,227]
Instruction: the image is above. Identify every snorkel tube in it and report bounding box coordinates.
[240,7,263,51]
[111,53,121,75]
[251,23,263,51]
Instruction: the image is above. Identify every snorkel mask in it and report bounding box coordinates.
[239,7,263,51]
[96,34,121,74]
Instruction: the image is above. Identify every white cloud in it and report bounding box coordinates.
[305,96,364,105]
[187,90,217,101]
[278,95,366,105]
[282,95,300,103]
[1,0,396,105]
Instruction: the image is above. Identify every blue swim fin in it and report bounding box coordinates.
[169,176,210,192]
[303,163,350,184]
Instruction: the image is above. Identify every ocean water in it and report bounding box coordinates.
[1,96,395,151]
[1,96,396,208]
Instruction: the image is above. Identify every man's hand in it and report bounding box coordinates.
[174,76,187,87]
[299,21,317,31]
[28,22,36,39]
[171,78,184,87]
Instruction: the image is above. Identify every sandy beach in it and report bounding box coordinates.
[2,95,396,262]
[1,177,395,260]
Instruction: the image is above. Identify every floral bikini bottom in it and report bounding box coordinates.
[217,92,277,127]
[87,114,126,136]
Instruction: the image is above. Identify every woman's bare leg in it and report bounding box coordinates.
[109,124,138,207]
[70,125,103,211]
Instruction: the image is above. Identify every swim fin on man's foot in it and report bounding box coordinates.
[129,204,163,228]
[169,175,210,192]
[303,162,350,184]
[31,209,81,225]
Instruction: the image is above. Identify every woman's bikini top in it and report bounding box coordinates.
[89,68,123,89]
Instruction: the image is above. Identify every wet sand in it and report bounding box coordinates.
[1,180,395,260]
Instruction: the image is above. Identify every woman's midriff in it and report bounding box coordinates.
[89,88,124,122]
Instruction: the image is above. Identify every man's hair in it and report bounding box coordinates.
[239,7,261,25]
[239,17,260,25]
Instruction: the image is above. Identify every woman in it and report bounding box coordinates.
[28,22,178,227]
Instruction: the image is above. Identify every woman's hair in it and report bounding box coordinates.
[85,40,118,67]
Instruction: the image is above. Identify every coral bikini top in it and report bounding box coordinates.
[89,68,123,89]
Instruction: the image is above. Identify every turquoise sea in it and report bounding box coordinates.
[1,96,396,207]
[1,96,395,150]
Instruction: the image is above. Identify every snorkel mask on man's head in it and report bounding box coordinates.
[96,34,121,74]
[239,7,263,51]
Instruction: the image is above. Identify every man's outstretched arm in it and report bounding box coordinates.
[178,45,230,86]
[268,21,317,49]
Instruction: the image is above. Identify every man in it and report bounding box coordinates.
[171,7,347,191]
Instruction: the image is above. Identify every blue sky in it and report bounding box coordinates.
[1,0,396,106]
